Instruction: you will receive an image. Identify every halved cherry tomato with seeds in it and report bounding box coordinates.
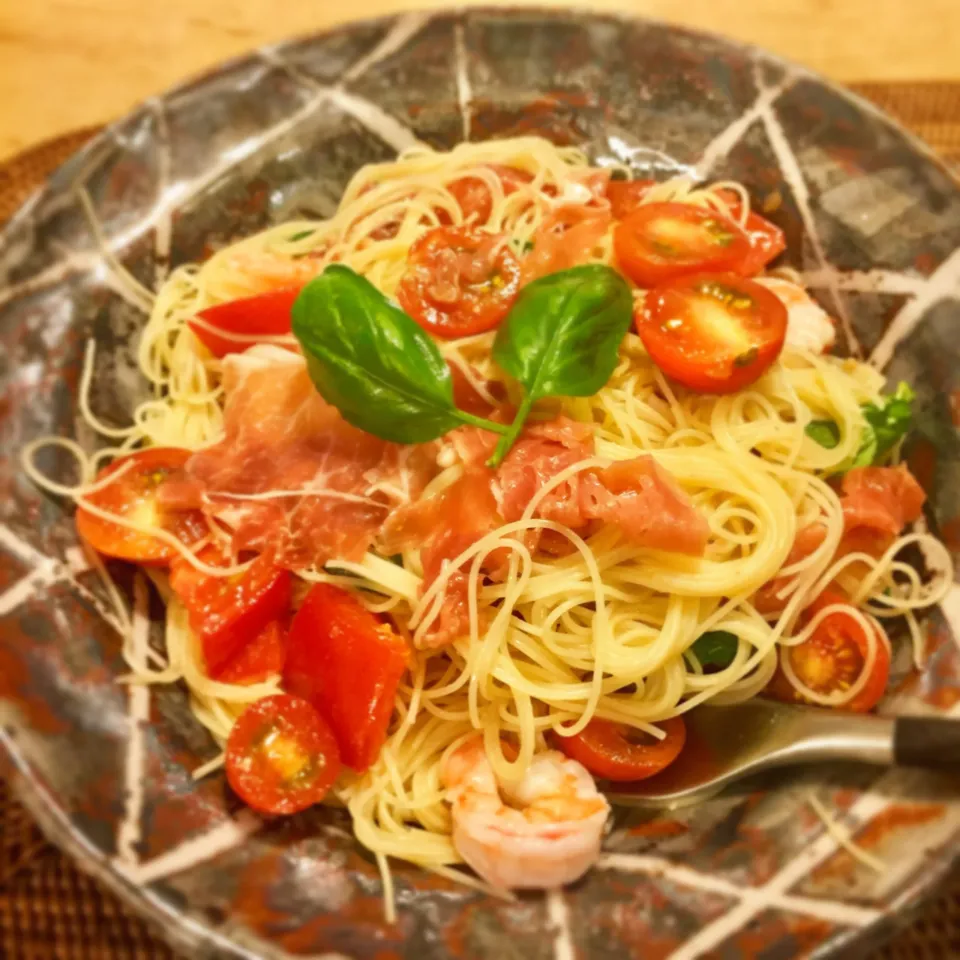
[76,448,207,565]
[766,591,891,713]
[284,583,409,772]
[226,694,341,815]
[614,202,753,288]
[396,226,520,338]
[716,192,787,277]
[444,164,532,224]
[170,547,291,675]
[215,620,287,685]
[605,179,656,219]
[553,717,687,782]
[189,287,300,358]
[637,272,788,394]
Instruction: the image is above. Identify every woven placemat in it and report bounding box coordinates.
[1,81,960,960]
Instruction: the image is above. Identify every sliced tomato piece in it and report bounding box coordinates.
[554,717,686,782]
[170,548,292,675]
[717,192,787,276]
[444,164,532,224]
[768,591,891,713]
[216,620,287,685]
[614,202,753,287]
[396,226,520,338]
[605,178,656,219]
[637,273,788,393]
[189,287,300,358]
[226,694,340,814]
[76,448,206,565]
[284,583,409,771]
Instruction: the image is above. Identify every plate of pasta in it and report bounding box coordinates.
[3,9,960,960]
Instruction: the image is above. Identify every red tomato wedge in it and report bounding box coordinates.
[76,448,206,565]
[226,694,341,815]
[614,202,753,287]
[170,549,292,676]
[554,717,686,782]
[637,273,788,394]
[216,620,287,685]
[189,287,301,358]
[768,591,891,713]
[717,192,787,276]
[284,583,409,772]
[396,226,520,338]
[444,164,532,223]
[605,178,656,219]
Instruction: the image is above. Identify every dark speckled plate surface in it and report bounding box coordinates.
[2,9,960,959]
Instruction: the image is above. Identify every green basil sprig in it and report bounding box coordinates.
[488,264,633,466]
[805,381,915,472]
[291,264,632,462]
[291,266,507,443]
[690,630,739,672]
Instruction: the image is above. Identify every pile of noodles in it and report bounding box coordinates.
[23,136,952,905]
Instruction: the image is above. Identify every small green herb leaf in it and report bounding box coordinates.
[488,264,633,465]
[690,630,739,672]
[805,419,841,450]
[292,266,507,444]
[862,381,915,462]
[288,229,315,242]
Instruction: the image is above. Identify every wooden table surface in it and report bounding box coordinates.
[2,0,960,162]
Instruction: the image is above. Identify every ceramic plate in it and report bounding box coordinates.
[1,9,960,959]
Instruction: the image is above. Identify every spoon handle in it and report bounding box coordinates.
[893,716,960,770]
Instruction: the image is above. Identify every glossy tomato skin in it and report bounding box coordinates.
[444,164,532,224]
[216,620,287,685]
[637,273,788,394]
[226,694,341,815]
[716,191,787,276]
[768,591,891,713]
[170,549,292,676]
[284,583,409,772]
[76,448,207,565]
[554,717,686,782]
[396,226,521,338]
[614,202,753,288]
[189,287,300,358]
[605,179,656,219]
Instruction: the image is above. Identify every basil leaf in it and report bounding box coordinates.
[292,265,507,444]
[690,630,739,672]
[862,381,915,462]
[805,419,841,449]
[488,264,633,465]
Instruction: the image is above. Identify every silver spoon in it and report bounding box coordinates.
[605,699,960,808]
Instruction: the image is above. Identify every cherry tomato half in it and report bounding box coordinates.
[226,694,341,815]
[189,287,301,358]
[170,548,292,676]
[553,717,686,782]
[396,226,520,338]
[614,202,754,288]
[767,591,891,713]
[444,164,532,224]
[76,448,206,565]
[284,583,409,772]
[216,620,287,685]
[637,273,788,394]
[605,178,656,219]
[717,192,787,277]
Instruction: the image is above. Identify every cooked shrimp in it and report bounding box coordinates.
[441,737,610,890]
[756,277,836,353]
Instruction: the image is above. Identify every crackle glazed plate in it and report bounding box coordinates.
[1,8,960,959]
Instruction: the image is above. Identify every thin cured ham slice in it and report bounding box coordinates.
[521,201,612,283]
[161,346,435,569]
[579,457,710,556]
[752,465,925,613]
[839,465,925,558]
